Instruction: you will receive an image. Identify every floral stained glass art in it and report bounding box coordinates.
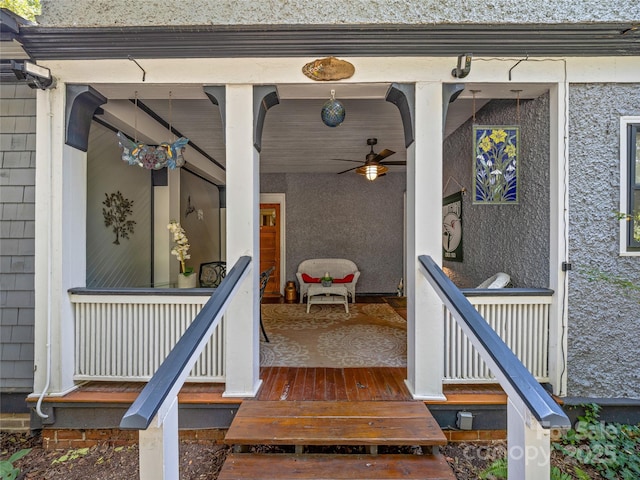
[473,126,519,204]
[117,131,188,170]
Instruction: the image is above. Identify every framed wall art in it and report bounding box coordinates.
[443,191,463,262]
[473,126,519,204]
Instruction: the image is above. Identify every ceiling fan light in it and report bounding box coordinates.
[365,165,378,181]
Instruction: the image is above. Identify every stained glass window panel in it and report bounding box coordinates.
[473,126,519,204]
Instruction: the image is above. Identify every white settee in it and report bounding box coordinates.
[296,258,360,304]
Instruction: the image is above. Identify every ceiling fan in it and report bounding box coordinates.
[335,138,406,181]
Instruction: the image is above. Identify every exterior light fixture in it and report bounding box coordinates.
[451,54,473,79]
[321,89,345,127]
[11,60,54,89]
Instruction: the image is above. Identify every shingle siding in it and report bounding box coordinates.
[0,82,35,395]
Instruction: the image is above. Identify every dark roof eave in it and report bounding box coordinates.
[0,8,33,34]
[15,23,640,59]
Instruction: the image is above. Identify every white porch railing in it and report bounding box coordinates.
[445,292,551,383]
[70,292,223,382]
[70,289,551,385]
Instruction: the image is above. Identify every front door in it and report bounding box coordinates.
[259,203,281,297]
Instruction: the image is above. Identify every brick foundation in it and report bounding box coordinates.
[445,429,507,442]
[41,428,227,450]
[40,427,506,449]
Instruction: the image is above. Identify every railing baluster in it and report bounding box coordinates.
[443,292,552,383]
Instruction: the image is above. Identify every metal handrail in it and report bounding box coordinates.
[120,255,251,430]
[419,255,570,428]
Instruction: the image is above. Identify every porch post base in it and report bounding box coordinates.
[222,379,263,398]
[507,396,551,479]
[404,379,447,401]
[139,396,179,480]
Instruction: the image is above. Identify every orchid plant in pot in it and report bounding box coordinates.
[167,221,196,288]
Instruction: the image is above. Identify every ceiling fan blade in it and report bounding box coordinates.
[337,166,360,174]
[372,149,395,162]
[380,160,406,165]
[330,158,363,163]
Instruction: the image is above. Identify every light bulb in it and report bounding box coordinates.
[365,165,378,181]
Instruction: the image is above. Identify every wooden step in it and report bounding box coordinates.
[225,401,447,447]
[218,453,456,480]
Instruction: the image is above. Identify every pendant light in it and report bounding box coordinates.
[321,89,346,127]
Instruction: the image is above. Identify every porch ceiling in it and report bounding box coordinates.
[91,82,548,177]
[7,21,637,180]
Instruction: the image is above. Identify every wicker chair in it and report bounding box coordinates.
[199,261,226,288]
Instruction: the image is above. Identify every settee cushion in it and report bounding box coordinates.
[333,274,355,284]
[301,273,321,283]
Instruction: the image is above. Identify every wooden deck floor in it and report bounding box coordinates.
[257,367,506,404]
[257,367,411,401]
[45,368,505,406]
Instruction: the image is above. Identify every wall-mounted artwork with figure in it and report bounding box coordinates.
[443,191,463,262]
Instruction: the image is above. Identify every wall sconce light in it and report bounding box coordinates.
[11,60,54,89]
[185,196,204,220]
[451,54,473,79]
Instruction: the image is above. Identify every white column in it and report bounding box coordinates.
[405,82,446,400]
[548,82,569,396]
[223,84,261,397]
[33,85,85,396]
[153,185,170,286]
[507,397,552,479]
[139,397,179,480]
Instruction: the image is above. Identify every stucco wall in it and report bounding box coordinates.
[0,83,35,398]
[567,84,640,399]
[261,172,405,295]
[38,0,639,26]
[442,94,550,288]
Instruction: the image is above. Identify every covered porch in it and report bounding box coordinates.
[6,6,637,476]
[29,54,574,411]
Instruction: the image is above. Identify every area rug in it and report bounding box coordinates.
[260,303,407,367]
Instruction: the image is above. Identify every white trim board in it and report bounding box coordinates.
[619,116,640,256]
